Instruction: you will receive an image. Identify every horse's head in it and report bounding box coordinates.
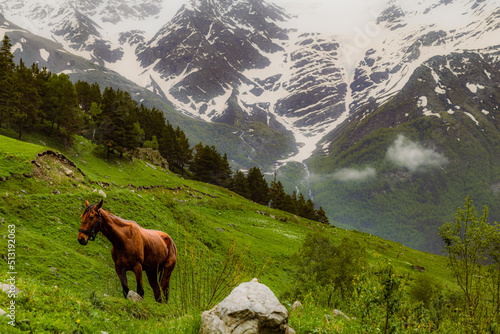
[78,199,103,245]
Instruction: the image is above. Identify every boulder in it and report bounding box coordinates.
[0,283,20,296]
[127,290,143,302]
[332,309,350,321]
[200,278,293,334]
[290,301,303,312]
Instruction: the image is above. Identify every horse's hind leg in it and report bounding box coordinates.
[146,269,162,303]
[160,264,175,302]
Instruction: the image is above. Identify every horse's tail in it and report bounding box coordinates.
[167,233,177,263]
[158,233,176,275]
[158,233,177,298]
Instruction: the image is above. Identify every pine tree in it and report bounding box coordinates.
[230,170,250,198]
[303,198,317,221]
[96,87,122,158]
[159,121,176,164]
[13,59,42,139]
[316,206,329,224]
[87,102,103,140]
[190,142,209,182]
[0,35,18,128]
[31,63,51,127]
[174,126,192,176]
[247,167,270,205]
[75,80,101,113]
[282,193,297,215]
[216,152,232,187]
[270,175,287,210]
[58,74,80,146]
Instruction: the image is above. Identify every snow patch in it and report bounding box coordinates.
[12,42,23,53]
[466,83,485,93]
[418,96,440,118]
[464,112,479,126]
[434,86,446,94]
[417,96,428,108]
[39,48,49,61]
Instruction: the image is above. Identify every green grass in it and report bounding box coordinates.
[0,135,47,179]
[0,134,457,333]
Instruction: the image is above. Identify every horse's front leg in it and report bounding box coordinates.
[133,263,144,298]
[115,265,129,298]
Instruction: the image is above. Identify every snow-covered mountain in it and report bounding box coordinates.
[0,0,499,167]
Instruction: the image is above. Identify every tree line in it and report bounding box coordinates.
[0,34,328,224]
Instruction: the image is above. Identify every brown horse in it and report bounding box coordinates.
[77,199,176,303]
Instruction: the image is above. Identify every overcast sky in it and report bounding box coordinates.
[154,0,390,35]
[272,0,388,34]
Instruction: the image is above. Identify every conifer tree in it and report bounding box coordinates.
[270,176,287,210]
[216,152,232,187]
[174,126,192,176]
[31,63,51,127]
[316,206,329,224]
[75,80,101,113]
[59,74,80,146]
[0,35,18,128]
[247,167,270,205]
[230,170,250,198]
[13,59,41,139]
[159,121,177,164]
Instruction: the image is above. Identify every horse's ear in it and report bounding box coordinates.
[96,199,104,210]
[85,200,90,207]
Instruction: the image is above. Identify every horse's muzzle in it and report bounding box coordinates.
[78,236,88,245]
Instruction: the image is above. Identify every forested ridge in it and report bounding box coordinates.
[0,35,327,224]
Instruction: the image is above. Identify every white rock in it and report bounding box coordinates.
[199,278,292,334]
[0,283,20,296]
[127,290,143,302]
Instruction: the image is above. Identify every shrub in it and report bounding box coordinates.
[290,232,366,306]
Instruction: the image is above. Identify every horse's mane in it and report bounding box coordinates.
[81,204,96,218]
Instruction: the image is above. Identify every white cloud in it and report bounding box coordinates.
[386,135,447,172]
[332,166,377,182]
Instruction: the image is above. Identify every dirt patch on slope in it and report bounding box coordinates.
[31,150,85,183]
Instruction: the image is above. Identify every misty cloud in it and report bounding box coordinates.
[386,135,447,172]
[333,167,377,182]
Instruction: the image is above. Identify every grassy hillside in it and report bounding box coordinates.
[0,134,457,333]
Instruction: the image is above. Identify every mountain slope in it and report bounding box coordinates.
[308,48,500,252]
